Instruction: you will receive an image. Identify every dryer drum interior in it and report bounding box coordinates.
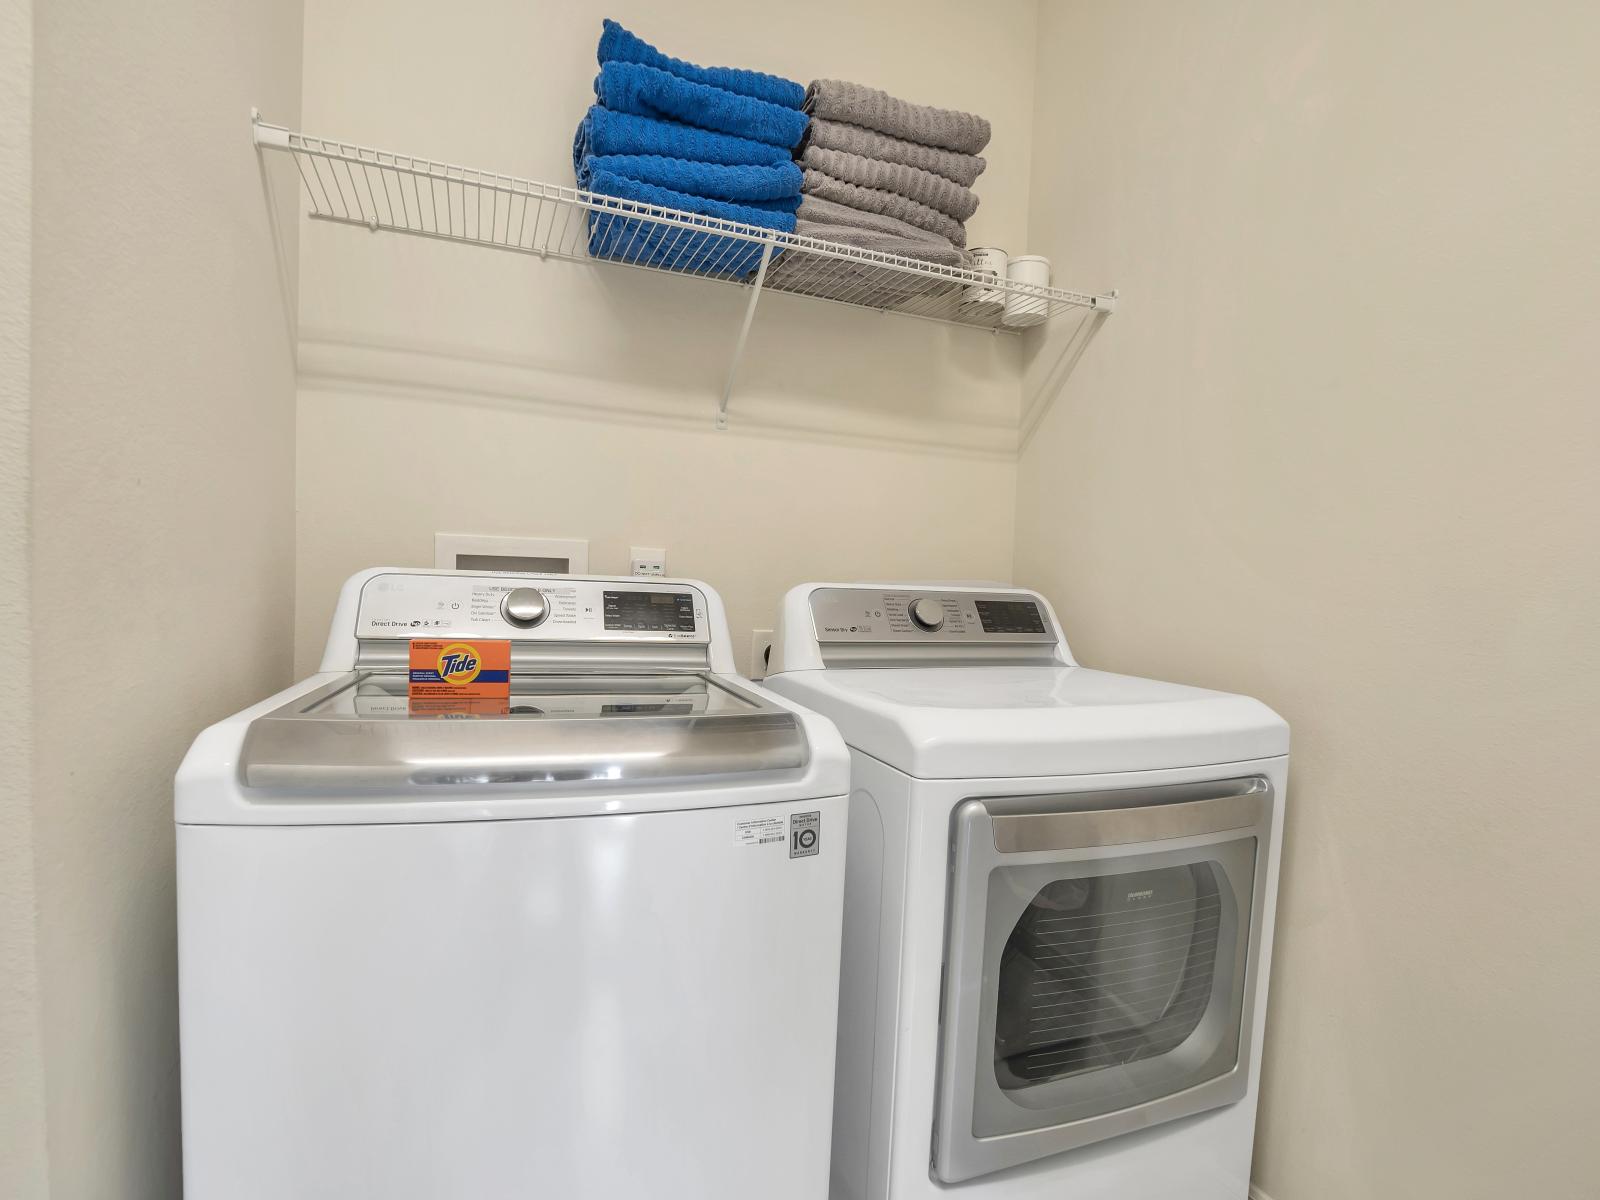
[994,863,1223,1087]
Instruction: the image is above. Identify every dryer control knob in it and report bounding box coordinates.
[501,587,550,629]
[909,597,946,631]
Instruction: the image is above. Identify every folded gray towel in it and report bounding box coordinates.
[802,145,979,222]
[789,197,968,262]
[802,168,968,247]
[804,79,991,155]
[790,194,964,251]
[806,117,987,187]
[768,195,968,309]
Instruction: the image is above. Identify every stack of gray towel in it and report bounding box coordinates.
[767,79,993,306]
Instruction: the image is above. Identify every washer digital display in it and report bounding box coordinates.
[974,599,1046,635]
[602,590,697,633]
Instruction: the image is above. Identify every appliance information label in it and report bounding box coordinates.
[733,816,786,847]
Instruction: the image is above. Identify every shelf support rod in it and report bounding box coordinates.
[715,239,775,431]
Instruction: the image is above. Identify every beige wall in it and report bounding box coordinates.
[298,388,1017,673]
[27,0,304,1194]
[1018,3,1600,1198]
[1,0,48,1195]
[293,0,1036,672]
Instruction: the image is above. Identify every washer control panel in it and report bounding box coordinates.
[808,588,1055,644]
[355,573,710,642]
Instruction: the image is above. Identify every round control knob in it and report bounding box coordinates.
[909,597,946,631]
[500,587,550,629]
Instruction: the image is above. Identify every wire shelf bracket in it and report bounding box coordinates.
[252,113,1117,430]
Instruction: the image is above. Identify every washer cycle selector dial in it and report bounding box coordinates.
[908,597,946,632]
[500,587,550,629]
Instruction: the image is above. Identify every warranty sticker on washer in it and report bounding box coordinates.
[789,811,821,859]
[734,816,786,847]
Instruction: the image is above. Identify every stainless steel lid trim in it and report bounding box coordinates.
[237,672,808,792]
[355,639,712,674]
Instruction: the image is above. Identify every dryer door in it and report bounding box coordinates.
[933,777,1273,1183]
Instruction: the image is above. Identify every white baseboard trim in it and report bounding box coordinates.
[1249,1185,1275,1200]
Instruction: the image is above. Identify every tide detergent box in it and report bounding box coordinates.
[408,639,511,706]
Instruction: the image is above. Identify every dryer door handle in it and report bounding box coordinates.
[986,780,1270,853]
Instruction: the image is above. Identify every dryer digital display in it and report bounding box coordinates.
[973,599,1046,634]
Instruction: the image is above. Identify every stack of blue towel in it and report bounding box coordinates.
[573,20,808,275]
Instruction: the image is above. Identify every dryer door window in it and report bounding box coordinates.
[983,850,1249,1130]
[933,778,1274,1184]
[994,860,1234,1098]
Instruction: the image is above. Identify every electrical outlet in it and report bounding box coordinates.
[629,547,666,577]
[749,629,775,680]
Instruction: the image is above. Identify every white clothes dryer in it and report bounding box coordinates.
[763,583,1289,1200]
[176,569,849,1200]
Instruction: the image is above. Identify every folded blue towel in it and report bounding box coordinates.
[735,194,803,214]
[597,19,805,110]
[579,161,792,275]
[587,154,802,203]
[574,106,794,169]
[579,162,796,231]
[595,62,809,150]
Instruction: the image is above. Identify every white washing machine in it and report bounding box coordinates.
[762,583,1289,1200]
[176,569,849,1200]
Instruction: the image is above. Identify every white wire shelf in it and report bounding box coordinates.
[253,114,1116,428]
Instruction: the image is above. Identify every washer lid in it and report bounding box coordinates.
[238,671,807,792]
[765,665,1288,778]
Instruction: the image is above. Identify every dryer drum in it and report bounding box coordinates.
[994,864,1223,1089]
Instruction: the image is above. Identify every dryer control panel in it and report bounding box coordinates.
[771,584,1069,672]
[355,572,711,643]
[808,588,1056,645]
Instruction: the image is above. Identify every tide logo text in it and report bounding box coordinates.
[436,644,483,685]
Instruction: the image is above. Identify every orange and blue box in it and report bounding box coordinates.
[407,639,512,703]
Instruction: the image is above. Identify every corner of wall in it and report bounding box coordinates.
[23,0,307,1194]
[0,0,51,1192]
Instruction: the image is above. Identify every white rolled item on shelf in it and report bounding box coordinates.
[1002,254,1052,327]
[959,246,1008,319]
